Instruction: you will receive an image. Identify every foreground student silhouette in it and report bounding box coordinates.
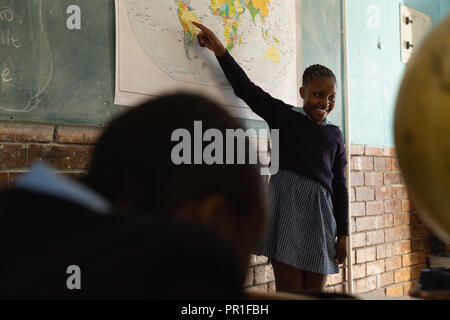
[0,93,267,299]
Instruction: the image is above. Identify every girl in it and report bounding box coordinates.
[193,22,348,294]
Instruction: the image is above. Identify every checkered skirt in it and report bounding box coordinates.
[255,169,339,274]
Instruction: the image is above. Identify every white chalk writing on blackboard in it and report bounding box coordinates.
[1,68,12,82]
[0,1,53,113]
[0,7,14,22]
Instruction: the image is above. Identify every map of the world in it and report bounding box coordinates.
[126,0,296,93]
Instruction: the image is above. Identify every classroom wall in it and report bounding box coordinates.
[2,121,445,296]
[347,0,450,147]
[246,144,446,296]
[1,1,449,298]
[301,0,345,130]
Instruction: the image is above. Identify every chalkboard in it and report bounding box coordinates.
[0,0,128,126]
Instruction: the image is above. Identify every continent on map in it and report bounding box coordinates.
[126,0,295,93]
[177,1,201,59]
[265,45,280,64]
[210,0,271,51]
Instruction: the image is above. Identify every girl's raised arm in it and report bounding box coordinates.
[193,22,292,126]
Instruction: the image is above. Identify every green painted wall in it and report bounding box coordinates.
[244,0,450,146]
[347,0,450,146]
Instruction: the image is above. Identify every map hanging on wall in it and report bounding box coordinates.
[115,0,301,120]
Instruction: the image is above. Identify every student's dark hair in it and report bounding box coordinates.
[85,93,265,219]
[302,64,337,87]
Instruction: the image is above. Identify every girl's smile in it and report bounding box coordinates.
[300,76,337,124]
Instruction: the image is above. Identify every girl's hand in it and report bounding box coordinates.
[335,236,347,264]
[192,22,227,57]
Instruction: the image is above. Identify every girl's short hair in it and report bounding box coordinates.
[302,64,337,87]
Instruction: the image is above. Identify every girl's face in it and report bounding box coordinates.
[300,76,337,124]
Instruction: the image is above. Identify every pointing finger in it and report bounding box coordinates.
[192,21,214,35]
[192,21,206,30]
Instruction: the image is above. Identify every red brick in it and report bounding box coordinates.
[254,266,268,284]
[366,230,385,245]
[402,200,411,212]
[0,172,8,189]
[383,147,396,157]
[249,255,268,266]
[402,251,427,267]
[55,125,102,145]
[365,146,384,156]
[333,284,344,293]
[268,281,276,293]
[350,145,365,155]
[392,186,408,199]
[351,172,364,186]
[410,264,427,280]
[383,214,394,228]
[394,214,410,227]
[355,277,377,293]
[351,202,366,217]
[352,263,366,279]
[403,282,415,296]
[244,268,254,286]
[374,157,392,171]
[377,245,386,259]
[355,186,375,201]
[0,121,54,143]
[0,144,26,168]
[367,260,385,275]
[375,186,392,200]
[391,158,400,170]
[365,172,383,186]
[385,227,411,242]
[394,268,411,283]
[356,247,376,263]
[366,201,384,215]
[356,216,382,232]
[386,285,403,296]
[387,240,412,256]
[384,199,402,213]
[352,232,366,248]
[385,256,402,271]
[27,145,87,169]
[380,271,394,287]
[8,172,25,186]
[352,156,374,171]
[327,272,343,285]
[384,172,402,185]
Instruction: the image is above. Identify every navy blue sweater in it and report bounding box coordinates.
[217,51,349,236]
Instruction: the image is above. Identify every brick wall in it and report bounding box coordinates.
[245,144,447,297]
[0,121,447,297]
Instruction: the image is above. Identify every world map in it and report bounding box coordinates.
[126,0,295,93]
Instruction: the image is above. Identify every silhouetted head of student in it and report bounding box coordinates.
[85,92,267,282]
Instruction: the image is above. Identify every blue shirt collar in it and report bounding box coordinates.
[292,107,329,126]
[13,162,112,215]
